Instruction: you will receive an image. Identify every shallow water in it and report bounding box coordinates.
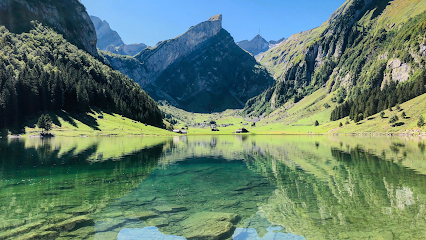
[1,135,426,239]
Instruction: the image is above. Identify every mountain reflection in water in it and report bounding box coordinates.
[1,135,426,239]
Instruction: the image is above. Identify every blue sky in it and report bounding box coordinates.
[81,0,346,46]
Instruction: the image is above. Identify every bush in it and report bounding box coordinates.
[389,115,399,124]
[314,120,319,126]
[401,111,406,119]
[380,112,385,119]
[339,122,343,127]
[418,115,425,127]
[324,103,330,109]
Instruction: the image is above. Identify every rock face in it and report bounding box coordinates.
[0,0,98,56]
[103,14,273,113]
[237,34,269,56]
[237,35,285,56]
[90,15,148,56]
[90,15,124,50]
[106,43,148,56]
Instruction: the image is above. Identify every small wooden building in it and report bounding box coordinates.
[173,129,188,134]
[236,128,249,133]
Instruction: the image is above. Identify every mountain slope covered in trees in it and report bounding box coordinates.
[244,0,426,122]
[0,23,163,128]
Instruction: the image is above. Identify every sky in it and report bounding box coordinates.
[81,0,346,47]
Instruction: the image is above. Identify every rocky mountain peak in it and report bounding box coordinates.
[237,34,269,56]
[208,14,222,22]
[90,15,124,50]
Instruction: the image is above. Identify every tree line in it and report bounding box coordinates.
[0,22,163,128]
[330,70,426,122]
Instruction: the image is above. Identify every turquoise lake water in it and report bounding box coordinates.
[1,135,426,239]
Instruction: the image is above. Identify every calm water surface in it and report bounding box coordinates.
[1,135,426,239]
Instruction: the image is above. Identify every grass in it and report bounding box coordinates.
[12,109,176,137]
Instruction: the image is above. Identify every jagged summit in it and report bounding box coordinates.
[237,34,269,56]
[103,14,273,113]
[208,14,222,22]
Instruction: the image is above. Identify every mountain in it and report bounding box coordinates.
[0,0,98,56]
[237,34,269,56]
[90,15,148,56]
[244,0,426,120]
[102,15,274,113]
[237,35,285,56]
[0,1,164,129]
[90,15,124,50]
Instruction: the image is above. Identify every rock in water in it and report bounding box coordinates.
[180,212,238,239]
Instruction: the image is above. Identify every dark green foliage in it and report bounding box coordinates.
[355,113,363,123]
[0,23,163,128]
[324,103,330,109]
[345,119,350,125]
[339,122,343,127]
[396,104,401,111]
[314,120,319,126]
[418,115,425,128]
[330,71,426,122]
[389,115,399,124]
[401,111,406,119]
[37,114,52,133]
[380,112,385,119]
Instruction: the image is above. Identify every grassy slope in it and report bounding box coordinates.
[19,110,175,137]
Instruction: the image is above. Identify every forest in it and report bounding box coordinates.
[0,22,163,129]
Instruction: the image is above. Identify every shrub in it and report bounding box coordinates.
[339,122,343,127]
[401,111,406,119]
[314,120,319,126]
[389,115,399,124]
[324,103,330,109]
[418,115,425,127]
[380,112,385,119]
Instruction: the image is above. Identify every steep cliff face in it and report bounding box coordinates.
[134,15,223,82]
[0,0,97,56]
[103,15,273,113]
[90,15,124,50]
[244,0,426,117]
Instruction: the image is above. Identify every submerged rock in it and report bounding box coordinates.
[146,218,169,227]
[180,212,238,239]
[153,205,188,213]
[0,220,46,239]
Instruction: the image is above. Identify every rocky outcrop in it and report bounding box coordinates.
[103,15,273,113]
[90,15,148,56]
[134,14,223,81]
[0,0,98,56]
[90,15,124,50]
[106,43,147,56]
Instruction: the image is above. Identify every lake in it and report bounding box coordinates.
[1,135,426,239]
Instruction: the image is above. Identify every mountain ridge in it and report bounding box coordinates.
[103,14,274,113]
